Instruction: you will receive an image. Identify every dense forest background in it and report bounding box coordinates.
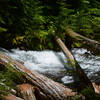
[0,0,100,50]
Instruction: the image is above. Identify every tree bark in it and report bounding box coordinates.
[1,94,24,100]
[17,84,36,100]
[0,52,84,100]
[17,84,49,100]
[55,36,95,92]
[65,28,100,55]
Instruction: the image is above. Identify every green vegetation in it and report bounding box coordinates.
[0,0,100,50]
[0,64,100,100]
[0,64,24,96]
[0,1,100,99]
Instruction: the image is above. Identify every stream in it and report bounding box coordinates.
[0,47,100,84]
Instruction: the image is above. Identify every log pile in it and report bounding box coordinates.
[0,52,84,100]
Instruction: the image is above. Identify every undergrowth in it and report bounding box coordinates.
[0,64,24,99]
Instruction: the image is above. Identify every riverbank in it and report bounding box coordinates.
[0,49,100,100]
[0,47,100,85]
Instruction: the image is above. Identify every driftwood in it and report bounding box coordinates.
[65,28,100,55]
[0,52,84,100]
[55,36,95,92]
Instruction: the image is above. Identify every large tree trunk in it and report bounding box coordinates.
[55,36,95,92]
[65,28,100,55]
[0,52,84,100]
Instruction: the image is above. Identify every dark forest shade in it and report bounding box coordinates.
[0,0,100,50]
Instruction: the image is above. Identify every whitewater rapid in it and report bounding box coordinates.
[0,48,100,84]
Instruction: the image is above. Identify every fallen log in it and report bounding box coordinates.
[65,28,100,55]
[0,52,84,100]
[55,36,95,92]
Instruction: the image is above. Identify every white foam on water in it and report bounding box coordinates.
[61,76,74,84]
[72,48,100,73]
[0,47,100,84]
[4,49,67,75]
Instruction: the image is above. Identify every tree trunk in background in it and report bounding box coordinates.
[0,52,85,100]
[65,28,100,55]
[55,36,95,92]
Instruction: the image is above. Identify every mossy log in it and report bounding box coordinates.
[65,28,100,55]
[55,36,95,92]
[0,52,85,100]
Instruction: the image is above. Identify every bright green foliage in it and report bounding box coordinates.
[68,0,100,41]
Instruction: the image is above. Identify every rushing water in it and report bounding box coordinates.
[0,48,100,84]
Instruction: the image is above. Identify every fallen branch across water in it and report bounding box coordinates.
[55,36,95,93]
[65,28,100,55]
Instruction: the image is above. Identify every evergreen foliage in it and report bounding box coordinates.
[0,0,100,50]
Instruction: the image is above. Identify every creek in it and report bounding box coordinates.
[0,47,100,85]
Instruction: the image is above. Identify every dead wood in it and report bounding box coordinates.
[0,52,84,100]
[17,84,36,100]
[65,28,100,55]
[55,36,95,92]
